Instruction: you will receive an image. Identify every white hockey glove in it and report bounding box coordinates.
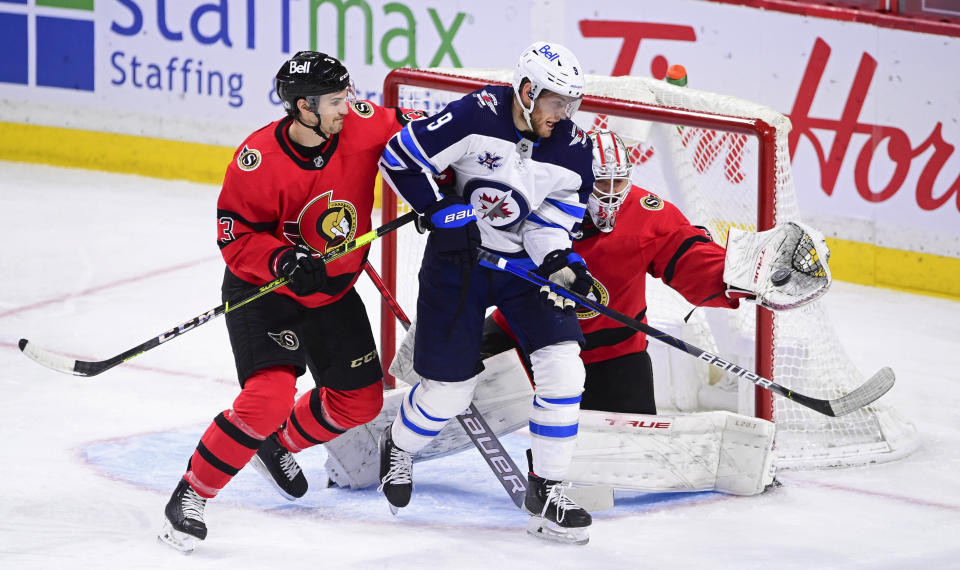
[534,248,593,312]
[723,221,832,311]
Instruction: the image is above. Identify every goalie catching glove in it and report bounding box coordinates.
[272,244,327,297]
[724,221,831,310]
[535,248,593,312]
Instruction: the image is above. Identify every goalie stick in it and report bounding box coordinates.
[18,211,418,378]
[362,262,528,509]
[478,250,894,418]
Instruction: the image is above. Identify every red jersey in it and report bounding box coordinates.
[216,102,424,308]
[493,186,739,363]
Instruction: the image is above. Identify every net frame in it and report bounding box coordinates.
[380,67,777,413]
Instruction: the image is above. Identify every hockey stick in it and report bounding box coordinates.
[363,262,528,509]
[478,250,894,418]
[18,211,418,377]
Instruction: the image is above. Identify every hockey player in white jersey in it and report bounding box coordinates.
[378,41,595,544]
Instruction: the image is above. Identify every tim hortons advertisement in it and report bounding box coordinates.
[561,0,959,259]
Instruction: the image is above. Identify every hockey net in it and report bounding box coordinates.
[378,67,918,469]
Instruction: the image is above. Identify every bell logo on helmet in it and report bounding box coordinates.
[289,61,311,74]
[538,44,561,62]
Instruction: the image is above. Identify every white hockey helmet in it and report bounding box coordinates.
[588,129,632,232]
[513,41,585,132]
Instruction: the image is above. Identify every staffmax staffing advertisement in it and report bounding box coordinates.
[0,0,525,144]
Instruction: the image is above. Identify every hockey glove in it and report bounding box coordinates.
[273,245,328,297]
[535,248,593,312]
[724,221,832,310]
[422,195,481,266]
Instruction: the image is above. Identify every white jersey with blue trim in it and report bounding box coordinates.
[379,85,594,265]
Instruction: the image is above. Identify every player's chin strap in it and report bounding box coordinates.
[514,90,536,133]
[296,114,331,141]
[477,250,895,418]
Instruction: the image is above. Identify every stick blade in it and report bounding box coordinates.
[18,339,82,376]
[828,367,896,416]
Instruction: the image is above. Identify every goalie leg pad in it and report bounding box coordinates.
[324,350,533,489]
[565,410,775,496]
[387,318,418,384]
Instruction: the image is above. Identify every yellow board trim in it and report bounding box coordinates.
[1,122,955,298]
[827,238,960,300]
[0,121,387,208]
[0,121,233,185]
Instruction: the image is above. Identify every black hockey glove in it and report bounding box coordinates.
[535,248,593,312]
[421,195,481,266]
[273,245,328,297]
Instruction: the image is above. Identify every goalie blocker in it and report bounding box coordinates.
[324,323,775,498]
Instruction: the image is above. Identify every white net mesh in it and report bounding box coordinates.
[385,68,918,469]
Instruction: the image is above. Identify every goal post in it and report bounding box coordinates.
[378,67,918,469]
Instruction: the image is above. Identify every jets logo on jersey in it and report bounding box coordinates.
[477,152,503,171]
[352,100,374,118]
[473,90,499,114]
[237,145,261,171]
[641,194,664,211]
[464,179,530,229]
[287,191,358,253]
[268,330,300,350]
[576,277,610,320]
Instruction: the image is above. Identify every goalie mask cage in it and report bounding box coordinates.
[379,68,918,470]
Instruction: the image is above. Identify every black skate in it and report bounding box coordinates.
[250,433,308,500]
[523,450,591,545]
[158,478,208,553]
[377,425,413,515]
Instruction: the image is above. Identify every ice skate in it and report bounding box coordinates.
[250,432,308,500]
[158,478,208,553]
[524,450,591,545]
[377,425,413,514]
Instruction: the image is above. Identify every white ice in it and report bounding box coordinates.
[1,162,958,569]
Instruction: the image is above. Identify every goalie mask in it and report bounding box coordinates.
[513,41,584,133]
[587,129,632,232]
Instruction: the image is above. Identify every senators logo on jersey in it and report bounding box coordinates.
[576,277,610,320]
[641,194,664,211]
[352,100,375,118]
[287,191,359,253]
[237,145,261,171]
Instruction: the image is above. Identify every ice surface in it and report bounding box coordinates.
[1,162,958,569]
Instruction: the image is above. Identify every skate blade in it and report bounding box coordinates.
[158,520,200,554]
[389,503,401,516]
[249,455,298,501]
[526,516,589,545]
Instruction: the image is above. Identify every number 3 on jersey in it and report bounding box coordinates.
[426,112,452,131]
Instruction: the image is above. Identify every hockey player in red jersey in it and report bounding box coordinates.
[483,128,827,415]
[159,51,424,553]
